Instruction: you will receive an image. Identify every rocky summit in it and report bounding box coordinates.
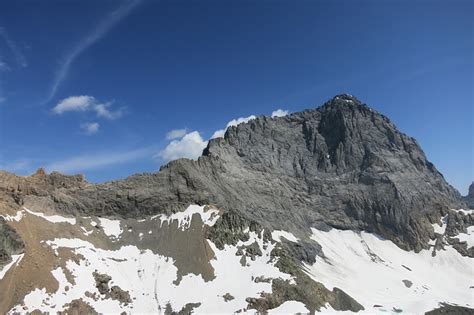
[0,95,473,314]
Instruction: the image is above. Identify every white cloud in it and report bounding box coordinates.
[53,95,123,120]
[46,147,153,174]
[158,114,256,161]
[158,108,286,162]
[94,102,123,120]
[226,115,257,127]
[53,95,94,114]
[157,131,207,161]
[81,122,100,135]
[271,109,289,117]
[210,129,226,139]
[166,128,188,140]
[47,0,141,101]
[211,115,256,139]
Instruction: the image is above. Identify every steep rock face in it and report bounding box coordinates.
[0,217,24,267]
[2,95,463,252]
[197,94,462,250]
[464,182,474,208]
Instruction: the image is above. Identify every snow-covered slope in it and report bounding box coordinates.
[305,228,473,313]
[0,205,305,313]
[1,203,473,314]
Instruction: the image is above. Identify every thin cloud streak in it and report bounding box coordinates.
[0,158,33,174]
[0,27,28,68]
[0,72,5,103]
[47,0,141,102]
[45,146,154,174]
[0,58,10,72]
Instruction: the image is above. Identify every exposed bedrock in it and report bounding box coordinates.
[0,217,24,267]
[464,182,474,209]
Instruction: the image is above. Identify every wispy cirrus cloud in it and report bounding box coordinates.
[0,158,33,174]
[0,27,28,104]
[45,147,153,174]
[0,27,28,68]
[47,0,141,102]
[0,61,6,103]
[0,59,10,72]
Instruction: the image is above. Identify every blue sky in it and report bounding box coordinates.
[0,0,472,194]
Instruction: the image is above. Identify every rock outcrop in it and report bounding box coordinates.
[464,182,474,208]
[0,217,24,267]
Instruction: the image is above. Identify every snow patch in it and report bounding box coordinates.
[432,215,448,235]
[317,304,358,314]
[81,226,93,236]
[97,218,123,239]
[0,254,24,280]
[1,210,25,222]
[268,300,309,314]
[304,228,474,313]
[152,205,219,230]
[271,230,299,243]
[452,209,474,215]
[454,226,474,248]
[24,208,76,225]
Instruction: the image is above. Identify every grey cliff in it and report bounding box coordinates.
[464,182,474,209]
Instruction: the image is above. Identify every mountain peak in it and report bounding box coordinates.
[32,167,46,177]
[318,94,376,116]
[331,93,362,104]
